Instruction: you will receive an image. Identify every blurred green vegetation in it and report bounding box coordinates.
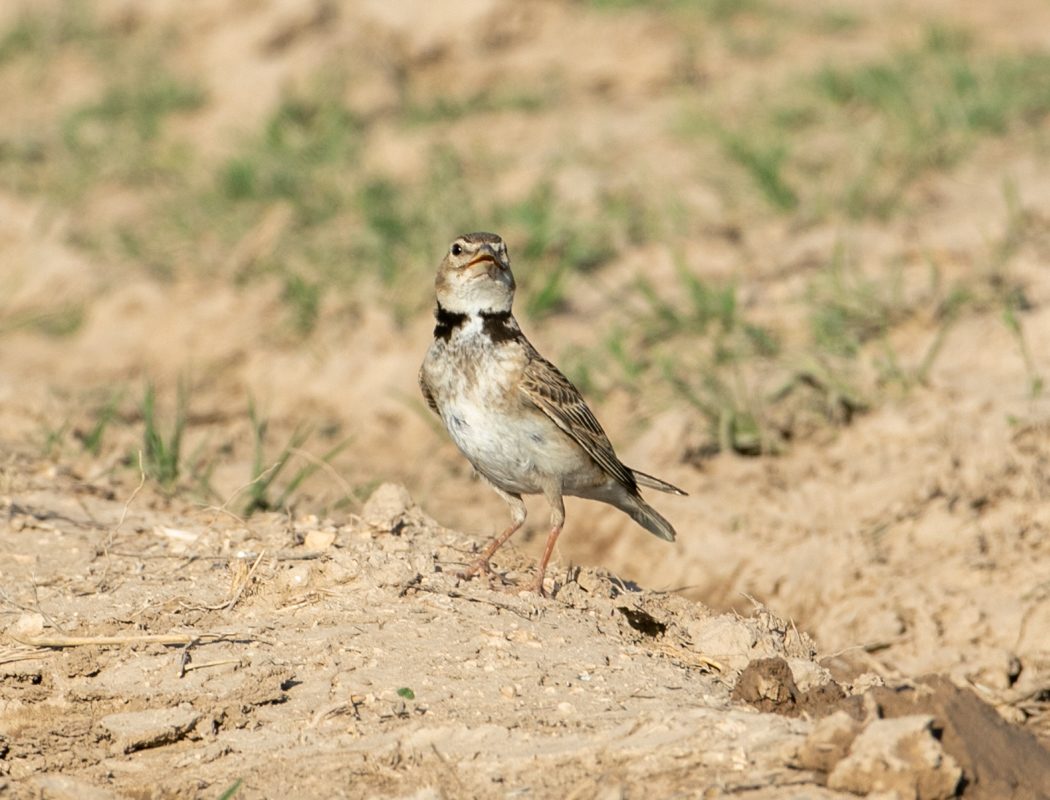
[0,3,1044,467]
[685,26,1050,220]
[400,88,553,126]
[140,381,188,493]
[243,397,352,515]
[0,2,94,67]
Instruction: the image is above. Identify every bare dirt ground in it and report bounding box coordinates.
[4,0,1050,797]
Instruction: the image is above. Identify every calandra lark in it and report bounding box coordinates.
[419,232,685,595]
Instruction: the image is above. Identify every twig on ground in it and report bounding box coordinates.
[223,549,265,612]
[29,578,66,633]
[290,446,357,505]
[97,451,147,589]
[106,451,146,549]
[183,658,241,673]
[653,642,725,673]
[429,743,467,796]
[175,550,268,613]
[414,583,536,620]
[107,550,324,562]
[308,696,364,728]
[275,589,340,613]
[11,632,241,648]
[191,462,281,548]
[0,646,52,665]
[176,636,201,677]
[0,583,64,633]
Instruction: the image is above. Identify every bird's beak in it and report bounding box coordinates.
[467,244,501,276]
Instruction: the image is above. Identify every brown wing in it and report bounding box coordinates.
[418,364,440,415]
[519,346,638,493]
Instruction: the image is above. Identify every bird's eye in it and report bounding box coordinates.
[451,243,462,256]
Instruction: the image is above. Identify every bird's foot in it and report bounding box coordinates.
[457,558,510,589]
[521,573,547,598]
[457,556,494,581]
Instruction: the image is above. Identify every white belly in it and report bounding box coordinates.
[440,394,584,495]
[421,320,600,497]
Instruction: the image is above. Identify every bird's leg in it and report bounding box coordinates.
[458,488,526,582]
[526,524,563,597]
[526,493,566,597]
[458,520,523,581]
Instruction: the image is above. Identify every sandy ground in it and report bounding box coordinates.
[3,0,1050,797]
[1,469,1048,799]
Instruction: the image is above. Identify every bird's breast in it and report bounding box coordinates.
[421,331,586,494]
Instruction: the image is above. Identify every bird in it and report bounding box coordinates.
[419,232,686,596]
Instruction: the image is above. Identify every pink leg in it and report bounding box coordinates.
[525,492,566,597]
[457,486,527,583]
[525,523,563,597]
[457,519,524,581]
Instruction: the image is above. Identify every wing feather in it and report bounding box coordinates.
[418,364,440,415]
[519,346,638,493]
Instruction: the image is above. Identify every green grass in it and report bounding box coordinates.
[64,75,205,151]
[0,16,42,65]
[0,2,95,67]
[135,381,217,497]
[813,9,862,34]
[807,245,901,357]
[41,419,70,459]
[588,226,1026,456]
[243,399,351,515]
[400,89,552,125]
[1003,305,1043,399]
[218,93,361,222]
[2,4,1047,470]
[140,382,187,492]
[216,779,243,800]
[815,27,1050,139]
[721,132,797,211]
[0,6,654,328]
[0,305,85,338]
[823,30,1050,217]
[658,278,784,455]
[688,25,1050,218]
[587,0,769,21]
[282,275,322,336]
[491,182,621,319]
[79,391,124,455]
[591,260,790,455]
[3,70,205,201]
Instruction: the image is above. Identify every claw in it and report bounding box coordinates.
[458,557,547,597]
[456,518,525,585]
[458,557,514,592]
[457,557,492,581]
[522,576,547,598]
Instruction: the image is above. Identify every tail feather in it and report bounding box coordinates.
[631,468,687,496]
[622,495,677,542]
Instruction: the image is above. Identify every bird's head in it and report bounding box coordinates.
[434,232,515,315]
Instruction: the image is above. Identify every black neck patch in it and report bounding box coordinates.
[434,305,519,344]
[434,304,468,341]
[480,310,519,344]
